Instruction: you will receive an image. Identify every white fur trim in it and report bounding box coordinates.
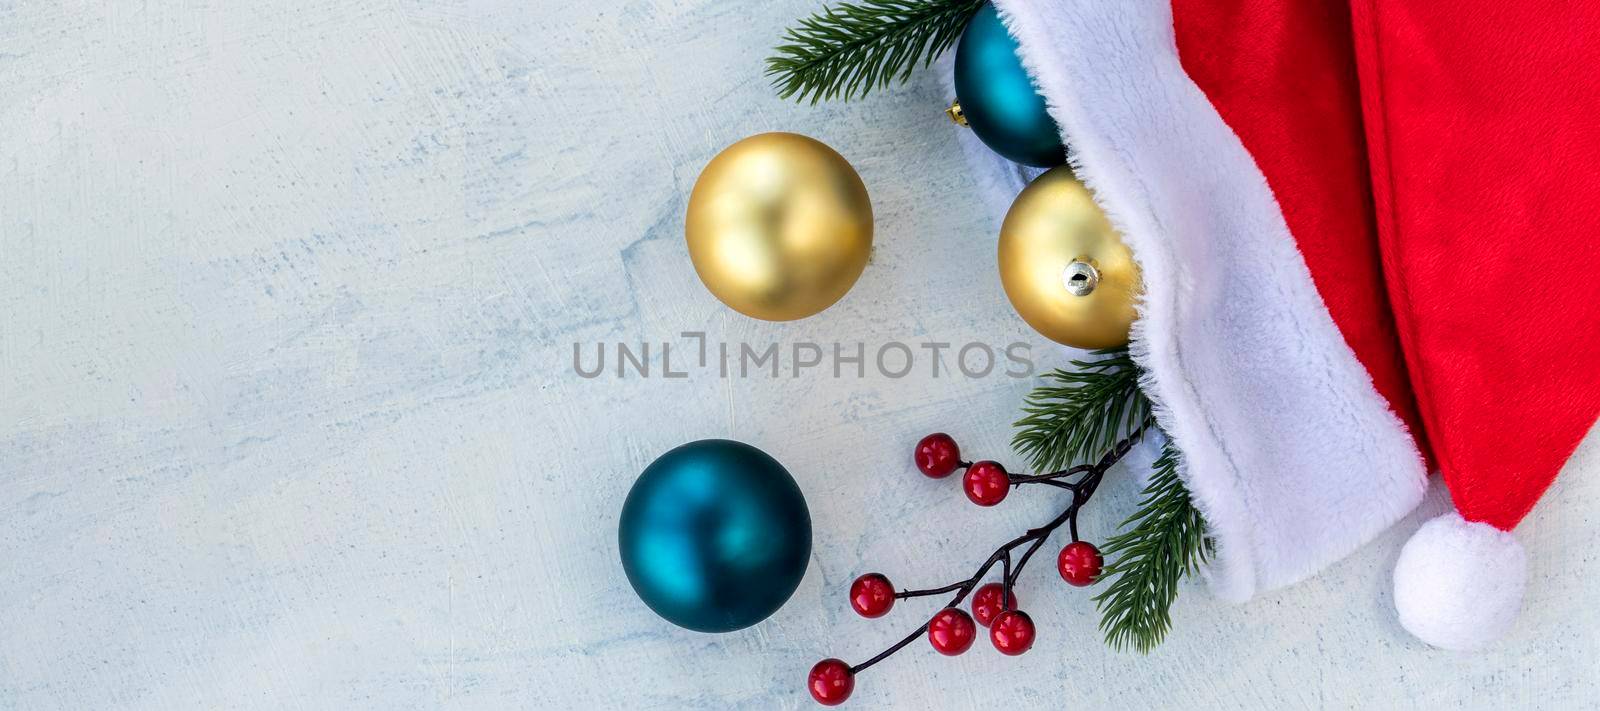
[1394,512,1525,650]
[954,0,1429,600]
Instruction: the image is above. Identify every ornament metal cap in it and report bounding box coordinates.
[1062,259,1100,297]
[945,99,968,127]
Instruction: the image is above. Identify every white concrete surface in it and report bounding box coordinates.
[3,2,1597,708]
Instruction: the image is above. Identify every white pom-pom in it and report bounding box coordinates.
[1393,512,1525,650]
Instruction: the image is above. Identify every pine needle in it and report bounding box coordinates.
[767,0,985,103]
[1093,442,1212,653]
[1011,349,1153,474]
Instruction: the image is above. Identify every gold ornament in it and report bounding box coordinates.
[997,166,1141,349]
[685,132,873,321]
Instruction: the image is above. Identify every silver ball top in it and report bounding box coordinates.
[1063,259,1100,297]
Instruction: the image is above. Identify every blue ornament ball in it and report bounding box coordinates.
[954,2,1066,167]
[618,439,812,633]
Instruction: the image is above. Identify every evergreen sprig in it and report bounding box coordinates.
[1093,442,1212,653]
[767,0,985,103]
[1012,349,1153,474]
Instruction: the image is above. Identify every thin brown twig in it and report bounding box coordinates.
[848,426,1148,674]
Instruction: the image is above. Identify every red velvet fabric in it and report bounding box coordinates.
[1349,0,1600,529]
[1171,0,1431,463]
[1174,0,1600,530]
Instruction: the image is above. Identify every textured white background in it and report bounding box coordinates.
[3,1,1598,709]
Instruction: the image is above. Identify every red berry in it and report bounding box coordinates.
[807,658,854,706]
[927,608,977,656]
[989,610,1036,655]
[962,461,1009,506]
[849,573,896,618]
[1057,541,1104,587]
[970,582,1019,627]
[915,433,962,478]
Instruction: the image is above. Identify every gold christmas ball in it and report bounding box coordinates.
[997,166,1141,349]
[685,132,873,321]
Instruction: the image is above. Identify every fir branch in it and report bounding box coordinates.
[1093,441,1212,653]
[1011,349,1152,474]
[767,0,984,103]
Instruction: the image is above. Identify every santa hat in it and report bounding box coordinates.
[953,0,1600,649]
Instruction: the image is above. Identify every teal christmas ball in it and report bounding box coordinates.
[954,2,1066,167]
[618,439,812,633]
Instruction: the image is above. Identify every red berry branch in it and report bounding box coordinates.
[807,428,1148,706]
